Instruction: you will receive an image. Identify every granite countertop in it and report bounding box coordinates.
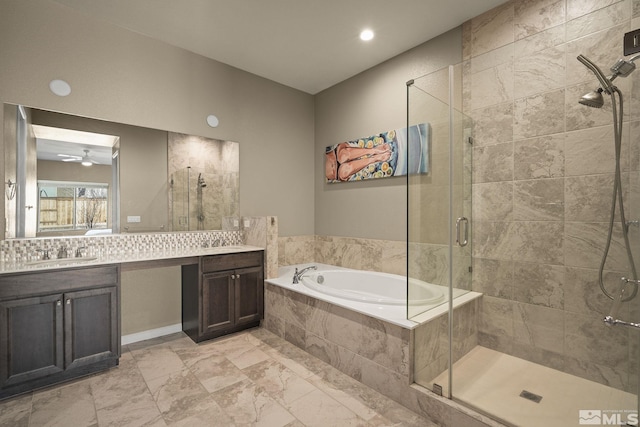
[0,245,264,275]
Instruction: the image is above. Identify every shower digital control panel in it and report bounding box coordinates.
[624,29,640,56]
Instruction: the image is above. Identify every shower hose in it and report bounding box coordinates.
[600,86,638,302]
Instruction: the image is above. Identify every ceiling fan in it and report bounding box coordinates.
[57,149,99,166]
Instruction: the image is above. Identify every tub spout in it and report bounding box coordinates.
[293,266,317,284]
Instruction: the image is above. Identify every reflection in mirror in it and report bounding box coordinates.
[168,133,240,231]
[4,104,240,239]
[34,125,117,237]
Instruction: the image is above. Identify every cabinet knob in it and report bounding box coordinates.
[231,274,236,279]
[56,300,61,307]
[66,299,71,305]
[236,274,241,279]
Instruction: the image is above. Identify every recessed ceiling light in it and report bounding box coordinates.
[49,79,71,97]
[206,114,219,128]
[360,29,374,41]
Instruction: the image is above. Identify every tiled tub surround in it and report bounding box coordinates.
[264,265,488,426]
[0,230,245,270]
[464,0,640,394]
[413,298,479,389]
[278,235,472,290]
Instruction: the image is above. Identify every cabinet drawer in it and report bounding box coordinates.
[0,266,120,300]
[202,251,263,273]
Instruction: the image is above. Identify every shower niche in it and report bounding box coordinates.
[168,132,240,232]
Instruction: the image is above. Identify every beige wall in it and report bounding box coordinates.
[37,160,112,183]
[0,0,315,238]
[0,0,314,338]
[314,28,463,241]
[121,267,182,335]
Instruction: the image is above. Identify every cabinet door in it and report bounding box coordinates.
[202,271,235,334]
[0,294,64,388]
[64,287,119,370]
[235,266,264,325]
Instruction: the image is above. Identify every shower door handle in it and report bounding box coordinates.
[456,217,468,247]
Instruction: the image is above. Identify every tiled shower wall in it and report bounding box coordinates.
[465,0,640,392]
[168,132,240,231]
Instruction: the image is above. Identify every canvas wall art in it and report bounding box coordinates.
[325,123,430,183]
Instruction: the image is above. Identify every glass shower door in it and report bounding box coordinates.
[408,64,472,397]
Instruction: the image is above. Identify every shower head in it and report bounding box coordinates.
[577,53,640,107]
[197,173,206,188]
[577,54,614,93]
[579,88,604,108]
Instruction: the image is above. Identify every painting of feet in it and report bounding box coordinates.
[325,123,429,183]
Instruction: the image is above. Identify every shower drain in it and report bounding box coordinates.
[519,390,542,403]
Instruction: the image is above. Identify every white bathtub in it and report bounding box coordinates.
[301,269,444,306]
[266,263,471,328]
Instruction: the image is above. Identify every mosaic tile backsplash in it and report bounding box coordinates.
[0,230,244,264]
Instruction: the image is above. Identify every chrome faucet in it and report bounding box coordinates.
[57,246,69,259]
[36,248,51,260]
[75,246,87,258]
[292,265,317,284]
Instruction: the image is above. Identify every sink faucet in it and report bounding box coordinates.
[36,248,51,260]
[75,246,87,258]
[292,265,317,284]
[57,246,68,259]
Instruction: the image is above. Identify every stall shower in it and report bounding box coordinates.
[170,166,208,231]
[408,50,640,425]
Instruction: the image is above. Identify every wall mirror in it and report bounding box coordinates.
[3,103,239,238]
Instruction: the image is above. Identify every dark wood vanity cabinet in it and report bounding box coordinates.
[0,266,120,399]
[182,251,264,342]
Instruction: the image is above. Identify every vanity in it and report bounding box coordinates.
[0,103,265,399]
[0,264,119,400]
[181,250,264,342]
[0,242,265,400]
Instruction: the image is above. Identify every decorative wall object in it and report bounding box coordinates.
[325,123,429,183]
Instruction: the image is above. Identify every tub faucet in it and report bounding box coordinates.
[293,266,317,284]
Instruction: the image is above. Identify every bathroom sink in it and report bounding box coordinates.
[25,257,98,266]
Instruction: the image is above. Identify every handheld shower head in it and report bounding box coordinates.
[579,88,605,108]
[577,54,614,93]
[197,173,207,188]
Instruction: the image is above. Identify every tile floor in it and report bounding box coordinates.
[0,327,437,426]
[432,346,637,427]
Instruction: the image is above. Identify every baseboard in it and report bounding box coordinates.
[121,323,183,345]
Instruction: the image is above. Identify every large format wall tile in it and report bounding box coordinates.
[467,0,639,392]
[513,178,564,221]
[514,45,566,99]
[513,134,565,180]
[514,0,566,40]
[469,2,515,57]
[513,89,565,139]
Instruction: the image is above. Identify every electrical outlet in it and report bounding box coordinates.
[624,29,640,56]
[127,215,141,223]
